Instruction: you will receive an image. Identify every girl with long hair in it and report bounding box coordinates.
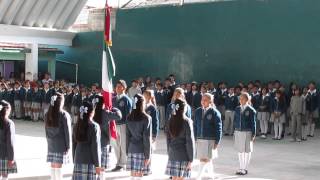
[72,101,102,180]
[0,100,17,180]
[92,95,122,177]
[45,92,72,180]
[126,94,152,178]
[165,99,195,180]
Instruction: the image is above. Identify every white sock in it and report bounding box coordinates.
[244,153,251,170]
[197,162,207,179]
[208,160,215,178]
[238,153,244,170]
[311,123,315,136]
[278,123,283,139]
[51,168,56,180]
[99,172,105,180]
[55,168,62,180]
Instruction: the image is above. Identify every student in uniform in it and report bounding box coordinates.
[270,90,286,140]
[71,87,81,125]
[301,87,308,141]
[257,87,271,139]
[31,85,42,122]
[92,95,122,176]
[166,88,192,122]
[155,83,166,130]
[13,82,23,119]
[72,101,102,180]
[290,88,303,142]
[233,92,256,176]
[64,86,73,114]
[165,99,195,180]
[126,94,152,178]
[224,87,239,136]
[0,100,17,180]
[306,82,318,137]
[45,93,72,180]
[216,82,228,121]
[111,80,133,172]
[41,82,53,121]
[194,93,222,180]
[23,81,33,120]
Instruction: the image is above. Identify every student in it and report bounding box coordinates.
[257,87,271,139]
[306,82,318,137]
[45,93,72,180]
[64,86,73,114]
[290,88,303,142]
[301,87,308,141]
[194,93,222,180]
[31,85,42,122]
[224,87,239,136]
[0,100,17,180]
[155,83,166,130]
[166,88,192,122]
[128,80,142,99]
[23,81,33,120]
[41,82,53,121]
[71,87,81,125]
[126,94,152,178]
[233,92,256,176]
[216,82,228,120]
[111,80,133,172]
[270,90,286,140]
[143,90,159,142]
[92,95,122,176]
[166,99,195,180]
[13,82,23,119]
[72,101,102,180]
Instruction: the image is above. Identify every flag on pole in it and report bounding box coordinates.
[102,0,117,140]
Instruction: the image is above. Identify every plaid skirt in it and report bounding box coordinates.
[101,146,110,169]
[72,164,98,180]
[165,160,191,178]
[47,152,70,164]
[0,159,17,174]
[127,153,151,174]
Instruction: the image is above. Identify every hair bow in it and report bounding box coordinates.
[132,97,138,110]
[79,106,88,119]
[50,95,57,106]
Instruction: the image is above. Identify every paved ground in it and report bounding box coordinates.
[8,121,320,180]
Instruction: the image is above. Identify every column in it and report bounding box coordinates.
[25,43,38,81]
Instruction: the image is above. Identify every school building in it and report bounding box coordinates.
[1,0,320,85]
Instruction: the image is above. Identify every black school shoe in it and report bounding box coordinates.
[111,166,123,172]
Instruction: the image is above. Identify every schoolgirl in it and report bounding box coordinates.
[290,88,303,142]
[224,87,239,136]
[270,90,287,140]
[71,87,81,125]
[31,85,42,122]
[194,93,222,179]
[155,83,166,130]
[257,87,271,139]
[23,81,33,120]
[92,95,122,177]
[45,93,72,180]
[0,100,17,180]
[306,82,319,137]
[301,87,308,141]
[166,98,195,180]
[72,101,102,180]
[126,94,152,178]
[233,92,256,175]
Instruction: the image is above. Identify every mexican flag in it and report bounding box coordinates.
[101,1,117,140]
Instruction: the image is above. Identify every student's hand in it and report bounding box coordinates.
[144,159,150,166]
[251,136,256,142]
[186,162,192,170]
[8,160,14,168]
[95,167,102,175]
[213,144,219,150]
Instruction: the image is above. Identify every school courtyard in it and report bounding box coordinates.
[10,120,320,180]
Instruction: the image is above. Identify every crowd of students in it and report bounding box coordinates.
[0,73,319,180]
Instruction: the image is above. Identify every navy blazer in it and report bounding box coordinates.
[194,107,222,144]
[233,105,256,137]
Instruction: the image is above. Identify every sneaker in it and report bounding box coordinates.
[111,166,123,172]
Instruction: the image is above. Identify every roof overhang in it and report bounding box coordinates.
[0,24,75,46]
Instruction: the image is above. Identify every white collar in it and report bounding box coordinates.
[309,89,317,95]
[240,104,249,111]
[229,93,234,97]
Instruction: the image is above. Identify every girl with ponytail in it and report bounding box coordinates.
[45,92,72,180]
[0,100,17,180]
[126,94,152,178]
[92,95,122,177]
[72,101,102,180]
